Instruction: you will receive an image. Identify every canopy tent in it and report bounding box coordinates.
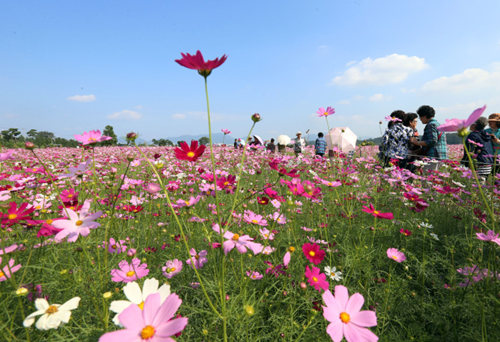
[277,135,291,146]
[325,127,357,154]
[252,135,264,145]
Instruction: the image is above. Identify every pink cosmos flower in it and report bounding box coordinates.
[437,105,486,133]
[106,238,127,254]
[386,248,406,263]
[385,115,402,122]
[476,230,500,246]
[259,228,275,240]
[0,150,15,161]
[243,210,268,226]
[264,261,286,277]
[52,200,102,242]
[175,50,227,78]
[305,265,329,291]
[0,257,21,282]
[283,251,291,267]
[162,259,183,279]
[99,293,188,342]
[246,271,263,280]
[317,106,335,117]
[186,248,208,269]
[221,129,231,135]
[362,203,394,220]
[302,243,326,265]
[74,130,112,145]
[222,231,263,255]
[0,244,19,255]
[111,258,150,283]
[322,285,378,342]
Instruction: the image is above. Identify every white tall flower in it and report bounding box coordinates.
[324,266,343,281]
[23,297,80,330]
[109,278,170,325]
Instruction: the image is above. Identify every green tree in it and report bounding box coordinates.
[199,136,209,145]
[102,125,118,146]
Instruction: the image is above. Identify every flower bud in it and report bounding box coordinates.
[25,141,35,150]
[126,132,138,142]
[251,113,261,123]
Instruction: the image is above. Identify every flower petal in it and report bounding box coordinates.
[123,282,142,304]
[334,285,349,310]
[351,310,378,328]
[152,293,182,327]
[156,317,189,338]
[326,320,344,342]
[346,293,364,315]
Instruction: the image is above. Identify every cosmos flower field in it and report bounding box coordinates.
[0,142,499,341]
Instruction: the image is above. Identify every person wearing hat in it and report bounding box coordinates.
[294,131,305,157]
[485,113,500,172]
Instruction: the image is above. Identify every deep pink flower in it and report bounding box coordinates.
[264,261,286,277]
[1,202,36,227]
[362,203,394,220]
[111,258,149,283]
[322,285,378,342]
[174,140,206,162]
[99,293,188,342]
[386,248,406,263]
[0,257,21,282]
[437,105,486,134]
[74,130,112,145]
[302,243,326,265]
[305,265,329,291]
[317,106,335,117]
[221,129,231,135]
[175,50,227,78]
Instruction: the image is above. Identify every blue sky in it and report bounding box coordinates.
[1,0,500,141]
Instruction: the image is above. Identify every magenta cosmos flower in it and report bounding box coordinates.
[302,243,326,265]
[99,293,188,342]
[476,230,500,246]
[221,129,231,135]
[437,105,486,135]
[386,248,406,263]
[162,259,183,279]
[322,285,378,342]
[305,265,329,291]
[111,258,150,283]
[174,140,206,162]
[52,200,102,243]
[74,130,112,145]
[1,201,36,228]
[222,230,263,255]
[362,203,394,220]
[317,106,335,117]
[175,50,227,78]
[0,257,21,282]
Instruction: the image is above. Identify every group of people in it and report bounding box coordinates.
[379,105,500,178]
[264,131,329,158]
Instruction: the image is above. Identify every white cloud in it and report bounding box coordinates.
[436,101,488,118]
[332,54,428,86]
[67,94,96,102]
[172,113,186,120]
[422,67,500,93]
[369,93,389,102]
[107,110,142,120]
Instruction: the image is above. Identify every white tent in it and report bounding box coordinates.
[326,127,357,153]
[277,135,291,145]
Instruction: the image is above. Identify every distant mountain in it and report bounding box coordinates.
[165,133,235,144]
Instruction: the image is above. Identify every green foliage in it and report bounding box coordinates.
[199,136,209,145]
[101,125,118,146]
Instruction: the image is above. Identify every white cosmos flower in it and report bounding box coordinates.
[23,297,80,330]
[324,266,343,281]
[109,277,170,326]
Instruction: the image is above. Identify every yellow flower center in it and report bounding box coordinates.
[309,251,316,257]
[289,246,295,252]
[67,194,73,198]
[46,219,53,224]
[8,214,17,220]
[138,301,145,310]
[46,305,58,315]
[324,112,328,116]
[224,181,229,186]
[340,312,350,323]
[195,254,199,260]
[312,276,318,282]
[111,244,117,249]
[392,255,398,260]
[251,219,258,224]
[187,151,195,158]
[0,271,4,278]
[140,325,155,339]
[232,234,240,241]
[126,270,135,277]
[373,210,380,215]
[35,205,41,209]
[167,267,176,273]
[75,220,83,226]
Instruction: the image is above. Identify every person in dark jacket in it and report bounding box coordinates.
[461,117,494,181]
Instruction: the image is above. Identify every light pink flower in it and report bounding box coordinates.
[111,258,149,283]
[222,231,263,255]
[0,257,21,282]
[99,293,188,342]
[283,251,291,267]
[162,259,183,279]
[243,210,268,226]
[386,248,406,263]
[52,200,102,242]
[476,230,500,246]
[437,105,486,133]
[322,285,378,342]
[246,271,263,280]
[317,106,335,117]
[74,130,112,145]
[221,129,231,135]
[186,248,208,269]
